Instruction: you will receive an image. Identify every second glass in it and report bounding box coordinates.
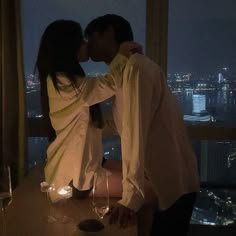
[92,171,110,220]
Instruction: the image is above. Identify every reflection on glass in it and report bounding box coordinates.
[191,140,236,225]
[192,188,236,226]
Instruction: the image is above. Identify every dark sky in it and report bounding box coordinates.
[21,0,236,75]
[168,0,236,74]
[21,0,146,74]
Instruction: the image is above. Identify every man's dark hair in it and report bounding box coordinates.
[85,14,133,44]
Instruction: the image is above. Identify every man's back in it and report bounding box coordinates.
[118,53,200,210]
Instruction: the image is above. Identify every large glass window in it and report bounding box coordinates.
[21,0,146,167]
[168,0,236,127]
[168,0,236,226]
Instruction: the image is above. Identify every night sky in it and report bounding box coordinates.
[21,0,146,74]
[168,0,236,74]
[21,0,236,75]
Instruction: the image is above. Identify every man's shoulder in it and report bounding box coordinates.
[127,53,148,64]
[127,53,162,71]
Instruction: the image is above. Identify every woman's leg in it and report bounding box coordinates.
[98,159,123,197]
[72,160,123,198]
[89,167,123,198]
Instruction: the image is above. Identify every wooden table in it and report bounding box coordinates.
[0,165,137,236]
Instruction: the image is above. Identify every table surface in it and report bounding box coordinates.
[0,165,137,236]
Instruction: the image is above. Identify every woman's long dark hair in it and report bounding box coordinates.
[35,20,103,142]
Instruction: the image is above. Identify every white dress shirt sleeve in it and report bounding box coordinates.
[118,61,152,212]
[77,54,128,106]
[54,54,128,107]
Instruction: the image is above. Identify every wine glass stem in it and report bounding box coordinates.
[2,208,7,236]
[63,222,66,236]
[46,192,53,216]
[63,198,67,219]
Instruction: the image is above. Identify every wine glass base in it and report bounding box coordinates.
[58,215,74,224]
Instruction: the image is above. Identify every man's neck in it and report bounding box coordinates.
[104,49,118,65]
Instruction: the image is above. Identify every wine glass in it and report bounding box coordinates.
[57,185,73,224]
[0,165,12,236]
[92,171,110,220]
[40,181,57,223]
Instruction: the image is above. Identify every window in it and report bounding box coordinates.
[168,0,236,127]
[168,0,236,225]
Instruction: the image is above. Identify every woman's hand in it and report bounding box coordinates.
[119,41,143,58]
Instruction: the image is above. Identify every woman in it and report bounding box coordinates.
[35,20,139,201]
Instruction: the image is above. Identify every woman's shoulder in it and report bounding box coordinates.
[48,73,85,90]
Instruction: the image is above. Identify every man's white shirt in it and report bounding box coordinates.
[111,54,200,211]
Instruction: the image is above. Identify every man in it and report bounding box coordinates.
[85,14,200,235]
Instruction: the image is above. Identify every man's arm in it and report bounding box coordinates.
[77,54,128,106]
[118,60,152,212]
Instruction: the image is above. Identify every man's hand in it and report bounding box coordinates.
[109,203,137,228]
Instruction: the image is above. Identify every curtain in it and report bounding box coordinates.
[0,0,27,186]
[146,0,169,74]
